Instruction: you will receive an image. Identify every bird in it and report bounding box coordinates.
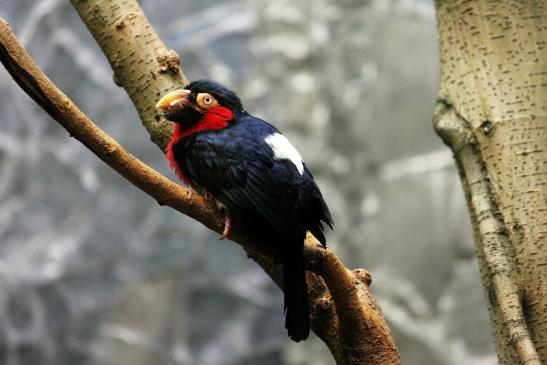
[156,80,333,341]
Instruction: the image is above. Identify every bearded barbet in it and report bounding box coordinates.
[156,80,333,341]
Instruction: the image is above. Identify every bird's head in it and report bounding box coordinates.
[156,80,243,126]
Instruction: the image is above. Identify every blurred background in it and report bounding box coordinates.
[0,0,496,364]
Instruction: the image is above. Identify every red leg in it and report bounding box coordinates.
[204,189,213,203]
[219,211,232,240]
[205,190,231,239]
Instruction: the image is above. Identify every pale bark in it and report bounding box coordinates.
[70,0,185,149]
[1,2,400,363]
[434,1,546,364]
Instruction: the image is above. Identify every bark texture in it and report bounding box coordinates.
[70,0,185,149]
[434,1,546,364]
[1,3,400,364]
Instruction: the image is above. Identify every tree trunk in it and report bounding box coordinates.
[433,1,546,364]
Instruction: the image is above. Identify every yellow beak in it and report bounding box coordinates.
[155,89,191,114]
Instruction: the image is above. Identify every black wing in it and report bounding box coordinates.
[174,129,306,242]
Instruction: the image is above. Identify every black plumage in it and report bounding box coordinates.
[158,80,333,341]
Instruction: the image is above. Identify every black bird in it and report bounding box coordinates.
[156,80,333,341]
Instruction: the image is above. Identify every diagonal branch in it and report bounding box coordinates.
[0,15,399,365]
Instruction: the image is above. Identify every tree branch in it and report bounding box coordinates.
[0,13,399,365]
[434,101,540,365]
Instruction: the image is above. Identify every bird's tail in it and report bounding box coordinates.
[282,243,310,342]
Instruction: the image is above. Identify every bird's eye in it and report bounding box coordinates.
[196,93,218,110]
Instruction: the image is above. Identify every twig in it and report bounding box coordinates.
[0,17,400,365]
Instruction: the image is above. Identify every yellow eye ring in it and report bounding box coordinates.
[196,93,218,109]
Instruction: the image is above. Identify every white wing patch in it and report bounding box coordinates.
[264,133,304,175]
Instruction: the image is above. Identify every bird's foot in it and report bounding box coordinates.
[204,190,214,203]
[219,212,232,240]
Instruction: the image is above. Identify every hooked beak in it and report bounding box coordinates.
[156,89,192,120]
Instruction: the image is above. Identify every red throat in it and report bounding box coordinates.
[165,106,234,185]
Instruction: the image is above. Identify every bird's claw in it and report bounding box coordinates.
[204,190,214,203]
[219,212,232,240]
